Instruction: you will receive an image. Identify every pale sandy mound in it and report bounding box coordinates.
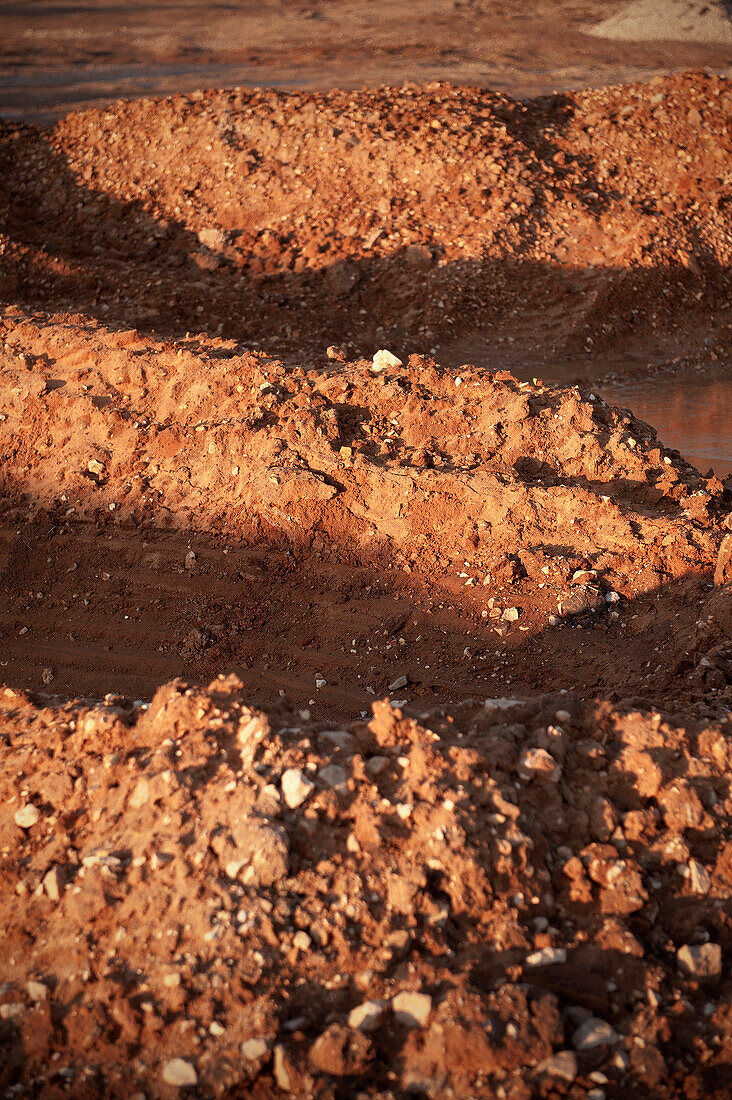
[588,0,732,42]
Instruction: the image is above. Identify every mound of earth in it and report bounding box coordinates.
[1,675,731,1098]
[0,71,730,374]
[588,0,732,44]
[1,315,730,710]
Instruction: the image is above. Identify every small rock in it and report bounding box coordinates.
[392,991,432,1028]
[519,748,561,782]
[162,1059,197,1087]
[87,458,106,477]
[388,673,409,692]
[687,859,711,895]
[536,1051,578,1082]
[184,550,196,570]
[273,1044,293,1092]
[326,345,346,361]
[348,1000,387,1032]
[293,931,311,951]
[365,755,389,776]
[318,764,348,790]
[0,1004,24,1020]
[26,981,47,1002]
[281,768,314,809]
[129,779,150,810]
[525,947,567,968]
[372,349,403,372]
[502,607,520,622]
[573,1018,619,1051]
[677,943,722,981]
[42,866,62,901]
[241,1037,271,1061]
[41,667,54,686]
[14,804,40,829]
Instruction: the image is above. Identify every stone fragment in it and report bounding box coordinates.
[129,779,150,810]
[348,1000,387,1032]
[14,804,40,829]
[162,1058,198,1087]
[26,981,47,1002]
[42,866,62,901]
[0,1004,24,1020]
[281,768,314,809]
[502,607,520,622]
[273,1044,293,1092]
[573,1018,619,1051]
[392,991,432,1028]
[388,673,409,692]
[525,947,567,968]
[677,943,722,981]
[318,764,348,790]
[372,349,403,372]
[241,1038,271,1062]
[536,1051,578,1082]
[519,748,561,782]
[687,859,711,895]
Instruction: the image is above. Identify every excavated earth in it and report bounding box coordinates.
[0,71,731,1098]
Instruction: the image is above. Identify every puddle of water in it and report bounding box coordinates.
[599,372,732,478]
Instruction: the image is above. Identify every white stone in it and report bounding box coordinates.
[392,991,432,1028]
[26,981,47,1002]
[0,1004,23,1020]
[372,349,403,372]
[281,768,314,809]
[241,1037,270,1061]
[348,1000,387,1031]
[14,804,40,829]
[519,748,561,782]
[162,1058,198,1087]
[573,1018,619,1051]
[525,947,567,968]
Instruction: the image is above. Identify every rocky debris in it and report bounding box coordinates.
[0,677,731,1096]
[715,532,732,585]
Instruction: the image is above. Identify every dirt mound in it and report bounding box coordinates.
[1,313,730,709]
[1,676,731,1098]
[1,72,730,373]
[588,0,732,43]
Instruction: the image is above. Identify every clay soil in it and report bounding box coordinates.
[0,64,731,1100]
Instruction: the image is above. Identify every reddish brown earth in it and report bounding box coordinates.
[0,70,731,1098]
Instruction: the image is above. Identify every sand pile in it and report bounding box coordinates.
[588,0,732,44]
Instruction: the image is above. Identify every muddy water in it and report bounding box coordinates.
[600,372,732,478]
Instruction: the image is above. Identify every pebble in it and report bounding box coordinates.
[42,866,62,900]
[519,748,561,782]
[573,1018,619,1051]
[677,943,722,980]
[372,349,403,372]
[318,764,348,790]
[525,946,567,967]
[281,768,315,809]
[348,1000,387,1031]
[392,991,432,1028]
[687,859,711,895]
[536,1050,577,1082]
[162,1059,198,1087]
[14,804,40,829]
[241,1037,271,1061]
[0,1004,24,1020]
[388,673,409,692]
[26,981,47,1002]
[502,607,520,622]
